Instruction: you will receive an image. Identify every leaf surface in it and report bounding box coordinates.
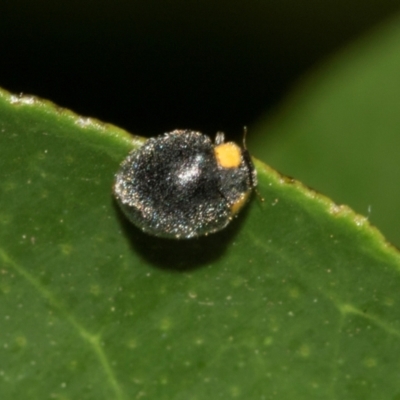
[1,89,400,399]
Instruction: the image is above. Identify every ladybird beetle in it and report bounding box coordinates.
[113,129,257,239]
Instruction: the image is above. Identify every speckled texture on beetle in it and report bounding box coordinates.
[113,129,257,239]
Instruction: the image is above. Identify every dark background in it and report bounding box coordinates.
[1,0,399,138]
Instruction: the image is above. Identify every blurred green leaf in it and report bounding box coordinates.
[252,12,400,247]
[1,87,400,399]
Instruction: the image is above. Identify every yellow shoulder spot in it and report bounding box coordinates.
[214,142,242,168]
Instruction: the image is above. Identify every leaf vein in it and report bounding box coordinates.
[0,248,127,400]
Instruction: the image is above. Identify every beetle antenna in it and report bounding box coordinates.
[242,126,248,149]
[242,125,264,202]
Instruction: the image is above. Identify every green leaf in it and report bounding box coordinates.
[252,12,400,248]
[1,84,400,400]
